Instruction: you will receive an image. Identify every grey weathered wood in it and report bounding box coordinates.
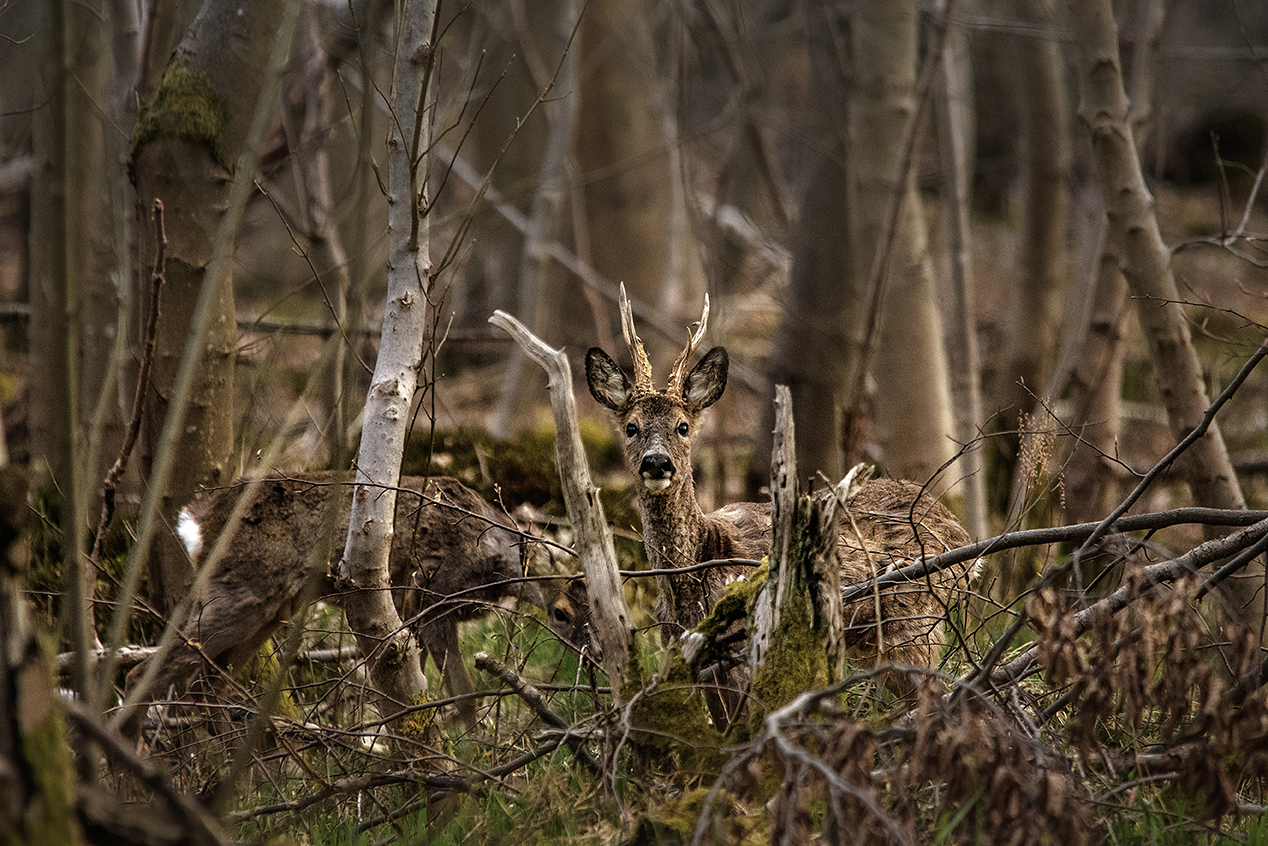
[750,386,845,694]
[490,310,633,699]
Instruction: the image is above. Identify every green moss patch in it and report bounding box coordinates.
[132,60,228,160]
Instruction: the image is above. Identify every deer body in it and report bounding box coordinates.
[127,473,585,729]
[586,290,973,706]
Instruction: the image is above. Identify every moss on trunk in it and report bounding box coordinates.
[131,60,228,160]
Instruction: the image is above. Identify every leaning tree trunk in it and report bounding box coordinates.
[1067,0,1264,632]
[131,0,288,617]
[490,311,635,698]
[1064,0,1163,529]
[336,0,439,742]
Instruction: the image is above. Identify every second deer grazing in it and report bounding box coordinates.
[585,290,975,711]
[125,472,587,731]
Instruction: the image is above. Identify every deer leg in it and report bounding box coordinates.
[420,617,478,728]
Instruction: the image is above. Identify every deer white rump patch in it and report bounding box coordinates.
[176,508,202,560]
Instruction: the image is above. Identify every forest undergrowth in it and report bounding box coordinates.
[47,391,1268,846]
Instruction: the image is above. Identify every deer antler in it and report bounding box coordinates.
[666,294,710,395]
[618,284,655,396]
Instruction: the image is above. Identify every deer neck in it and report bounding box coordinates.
[637,477,718,637]
[637,476,707,568]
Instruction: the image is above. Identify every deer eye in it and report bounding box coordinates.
[677,422,690,437]
[626,422,639,437]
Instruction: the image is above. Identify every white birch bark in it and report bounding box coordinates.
[337,0,438,721]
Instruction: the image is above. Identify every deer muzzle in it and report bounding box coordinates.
[639,453,675,492]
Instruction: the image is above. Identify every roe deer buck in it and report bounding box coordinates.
[124,472,588,731]
[585,289,974,711]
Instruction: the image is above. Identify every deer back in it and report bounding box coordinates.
[137,473,582,699]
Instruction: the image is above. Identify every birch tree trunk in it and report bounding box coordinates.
[1066,0,1264,632]
[336,0,439,732]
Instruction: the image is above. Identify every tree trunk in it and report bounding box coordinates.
[763,146,852,487]
[576,0,698,362]
[754,2,851,490]
[850,0,955,488]
[336,0,439,740]
[491,0,581,438]
[1063,224,1130,526]
[935,12,988,539]
[1066,0,1263,632]
[131,0,288,617]
[490,311,635,698]
[999,0,1073,426]
[749,387,845,721]
[28,0,129,689]
[0,469,85,845]
[1064,0,1163,528]
[279,7,360,464]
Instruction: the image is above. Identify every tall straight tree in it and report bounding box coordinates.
[1066,0,1263,632]
[850,0,955,490]
[999,0,1073,426]
[758,0,955,492]
[336,0,439,731]
[27,0,140,678]
[759,0,852,487]
[130,0,287,617]
[576,0,702,364]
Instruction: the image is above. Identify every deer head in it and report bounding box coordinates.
[585,286,728,498]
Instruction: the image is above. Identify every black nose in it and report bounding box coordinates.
[640,454,675,480]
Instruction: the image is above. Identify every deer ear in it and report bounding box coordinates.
[682,346,728,411]
[585,348,630,410]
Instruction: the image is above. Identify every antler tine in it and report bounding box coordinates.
[618,283,655,394]
[666,294,710,394]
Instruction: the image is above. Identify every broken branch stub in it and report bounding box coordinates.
[489,310,634,699]
[750,386,846,714]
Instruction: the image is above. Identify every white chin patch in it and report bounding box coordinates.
[642,478,672,493]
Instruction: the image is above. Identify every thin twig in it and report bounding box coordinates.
[474,651,601,775]
[88,199,166,605]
